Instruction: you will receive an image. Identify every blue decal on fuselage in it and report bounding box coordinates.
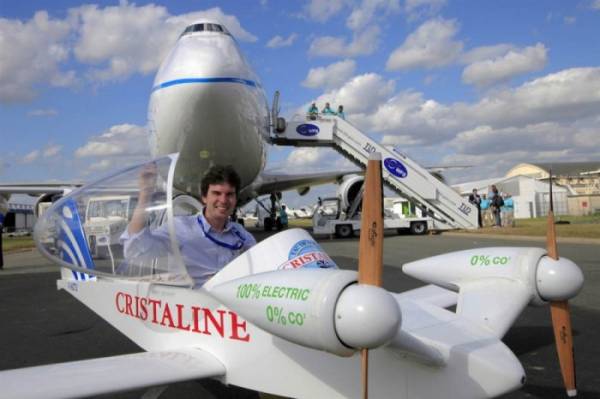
[296,124,320,137]
[57,198,96,281]
[384,158,408,178]
[152,77,259,92]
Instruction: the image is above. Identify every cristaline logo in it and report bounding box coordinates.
[278,239,337,269]
[115,292,250,342]
[296,124,320,136]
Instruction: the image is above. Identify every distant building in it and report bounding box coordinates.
[1,194,35,233]
[453,175,569,219]
[506,162,600,216]
[506,162,600,194]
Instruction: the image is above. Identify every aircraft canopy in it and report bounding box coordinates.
[34,154,197,287]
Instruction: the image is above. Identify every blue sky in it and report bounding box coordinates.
[1,0,600,207]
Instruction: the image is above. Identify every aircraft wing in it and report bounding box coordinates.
[0,182,82,195]
[0,349,225,399]
[254,170,361,196]
[393,284,458,308]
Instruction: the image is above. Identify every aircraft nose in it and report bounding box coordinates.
[156,36,250,85]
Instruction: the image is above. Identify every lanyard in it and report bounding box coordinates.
[197,216,246,250]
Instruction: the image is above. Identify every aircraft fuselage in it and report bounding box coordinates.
[148,22,269,198]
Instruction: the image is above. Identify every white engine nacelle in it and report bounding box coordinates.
[209,269,401,356]
[337,174,364,211]
[403,247,584,306]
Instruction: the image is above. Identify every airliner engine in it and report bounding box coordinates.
[336,174,364,212]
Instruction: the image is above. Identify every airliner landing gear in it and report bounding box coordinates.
[263,217,273,231]
[264,192,282,232]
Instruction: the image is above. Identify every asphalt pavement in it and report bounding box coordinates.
[1,229,599,398]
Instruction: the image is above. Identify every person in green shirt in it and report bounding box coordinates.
[279,205,288,229]
[321,102,335,115]
[307,102,318,119]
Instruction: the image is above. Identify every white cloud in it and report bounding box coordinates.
[27,108,58,117]
[302,59,356,89]
[305,73,395,116]
[375,94,456,142]
[309,26,380,57]
[404,0,447,19]
[593,0,600,10]
[456,68,600,129]
[386,18,462,70]
[564,16,576,25]
[71,3,171,80]
[267,33,298,48]
[87,159,114,172]
[22,150,40,163]
[449,123,573,155]
[75,124,149,158]
[304,0,347,23]
[441,119,600,183]
[282,147,355,174]
[377,68,600,146]
[346,0,400,31]
[462,43,548,87]
[72,4,256,82]
[286,148,326,167]
[461,44,514,64]
[0,11,76,103]
[43,144,62,157]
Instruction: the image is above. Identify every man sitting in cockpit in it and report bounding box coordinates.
[121,164,256,287]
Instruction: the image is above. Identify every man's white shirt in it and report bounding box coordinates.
[120,211,256,287]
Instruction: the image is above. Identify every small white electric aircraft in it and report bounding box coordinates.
[0,20,584,398]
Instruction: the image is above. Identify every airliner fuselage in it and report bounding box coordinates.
[148,20,269,197]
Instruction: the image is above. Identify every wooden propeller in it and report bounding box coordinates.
[546,171,577,397]
[357,152,384,399]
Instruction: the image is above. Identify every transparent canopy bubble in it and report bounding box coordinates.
[34,154,194,286]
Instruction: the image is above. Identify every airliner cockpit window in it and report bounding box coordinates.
[34,154,193,287]
[180,23,230,38]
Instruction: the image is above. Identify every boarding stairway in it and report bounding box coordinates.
[270,115,478,230]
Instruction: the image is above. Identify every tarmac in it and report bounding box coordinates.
[1,229,599,398]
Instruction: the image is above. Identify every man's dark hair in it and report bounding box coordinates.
[201,165,241,197]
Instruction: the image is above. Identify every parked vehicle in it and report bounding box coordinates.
[312,197,432,238]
